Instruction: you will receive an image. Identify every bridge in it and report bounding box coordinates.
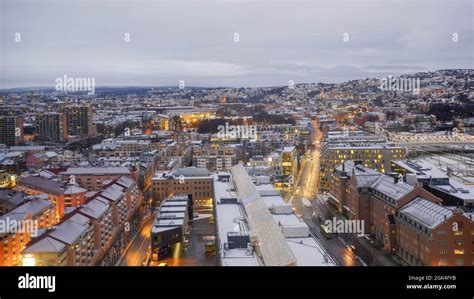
[374,123,474,146]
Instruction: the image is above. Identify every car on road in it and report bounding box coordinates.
[320,224,333,239]
[347,244,356,253]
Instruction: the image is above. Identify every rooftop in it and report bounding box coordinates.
[60,167,131,176]
[172,167,211,178]
[213,173,260,266]
[398,197,453,229]
[392,159,449,180]
[19,176,64,195]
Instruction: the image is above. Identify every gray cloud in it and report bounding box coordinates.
[1,0,473,88]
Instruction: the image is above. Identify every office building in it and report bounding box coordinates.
[327,161,474,265]
[320,130,406,190]
[396,199,473,266]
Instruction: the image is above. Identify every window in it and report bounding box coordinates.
[439,249,447,255]
[455,259,464,266]
[454,240,463,246]
[454,249,464,255]
[438,259,447,266]
[437,231,447,236]
[438,240,447,246]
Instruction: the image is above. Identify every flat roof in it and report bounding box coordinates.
[213,173,260,266]
[429,179,474,202]
[252,182,336,266]
[158,212,185,219]
[286,238,334,266]
[162,201,188,207]
[392,159,448,180]
[231,165,297,266]
[159,206,187,213]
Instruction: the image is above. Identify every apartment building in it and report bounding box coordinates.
[193,143,237,172]
[0,190,25,216]
[152,167,214,206]
[92,139,151,157]
[17,176,87,219]
[35,112,67,142]
[21,176,142,266]
[59,167,131,191]
[0,116,23,146]
[0,195,57,266]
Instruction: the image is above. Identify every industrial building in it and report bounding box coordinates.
[150,194,193,261]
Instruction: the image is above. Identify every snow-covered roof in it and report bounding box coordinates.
[101,184,124,202]
[60,167,130,175]
[116,176,135,188]
[213,173,260,266]
[392,159,448,180]
[22,236,66,254]
[19,176,64,195]
[398,197,452,229]
[0,197,53,221]
[49,218,90,245]
[429,179,474,202]
[64,184,87,195]
[79,199,109,219]
[372,175,414,201]
[231,164,297,266]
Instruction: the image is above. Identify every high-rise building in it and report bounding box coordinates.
[35,112,67,142]
[62,105,93,138]
[0,116,23,146]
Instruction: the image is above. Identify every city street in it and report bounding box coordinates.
[118,214,155,266]
[290,122,363,266]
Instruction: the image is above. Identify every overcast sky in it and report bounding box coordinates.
[1,0,473,88]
